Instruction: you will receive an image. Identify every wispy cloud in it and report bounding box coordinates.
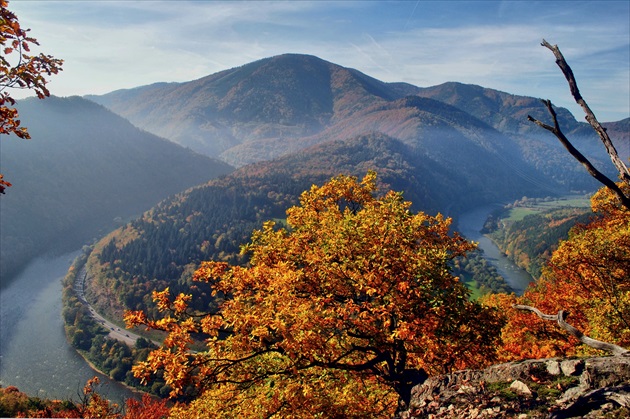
[10,1,629,121]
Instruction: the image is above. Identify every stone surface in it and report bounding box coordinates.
[400,355,630,418]
[545,360,561,376]
[510,380,532,396]
[560,359,584,376]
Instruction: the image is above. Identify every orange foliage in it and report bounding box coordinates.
[126,172,502,416]
[124,394,170,419]
[77,377,121,419]
[485,185,630,360]
[0,0,63,192]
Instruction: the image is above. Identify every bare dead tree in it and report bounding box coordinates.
[527,39,630,210]
[513,304,629,356]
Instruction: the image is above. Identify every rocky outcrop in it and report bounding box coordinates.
[401,355,630,418]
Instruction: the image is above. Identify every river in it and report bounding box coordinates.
[456,206,534,295]
[0,207,532,402]
[0,251,136,404]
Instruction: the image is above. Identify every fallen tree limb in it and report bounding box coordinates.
[513,304,629,356]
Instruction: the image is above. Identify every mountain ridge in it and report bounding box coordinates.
[87,53,622,194]
[0,96,233,282]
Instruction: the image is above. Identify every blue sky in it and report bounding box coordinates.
[10,0,630,121]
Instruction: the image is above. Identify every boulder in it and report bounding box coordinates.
[400,355,630,418]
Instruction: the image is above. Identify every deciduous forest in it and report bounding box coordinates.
[1,1,628,417]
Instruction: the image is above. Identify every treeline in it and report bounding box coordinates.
[0,385,79,418]
[86,177,303,321]
[61,252,175,398]
[453,249,512,296]
[86,133,531,326]
[489,207,593,278]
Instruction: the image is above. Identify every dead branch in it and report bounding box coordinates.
[528,101,630,209]
[540,39,630,186]
[527,40,630,210]
[513,304,629,356]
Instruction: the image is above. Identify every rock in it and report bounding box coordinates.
[401,355,630,418]
[560,359,584,376]
[546,359,561,375]
[510,380,532,396]
[557,384,587,403]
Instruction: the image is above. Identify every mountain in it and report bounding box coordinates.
[415,82,625,186]
[87,54,413,164]
[87,54,619,192]
[86,131,548,321]
[0,96,233,282]
[415,81,582,136]
[78,53,625,321]
[603,117,629,162]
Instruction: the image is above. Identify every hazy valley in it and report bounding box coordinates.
[1,53,628,417]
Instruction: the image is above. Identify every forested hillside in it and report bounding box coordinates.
[488,203,593,278]
[0,96,233,282]
[85,132,526,322]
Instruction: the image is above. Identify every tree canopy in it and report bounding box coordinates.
[126,171,503,417]
[485,184,630,360]
[0,0,63,193]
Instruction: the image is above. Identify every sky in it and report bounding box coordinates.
[9,0,630,122]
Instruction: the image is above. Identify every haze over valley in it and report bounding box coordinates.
[1,9,628,414]
[3,54,626,287]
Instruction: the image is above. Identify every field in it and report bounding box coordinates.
[503,195,591,222]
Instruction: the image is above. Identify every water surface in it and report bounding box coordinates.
[0,251,136,403]
[456,206,533,295]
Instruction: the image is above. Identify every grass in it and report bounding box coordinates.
[506,207,537,222]
[504,195,591,222]
[464,278,484,301]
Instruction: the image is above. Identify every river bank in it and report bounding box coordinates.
[0,251,137,404]
[455,206,534,295]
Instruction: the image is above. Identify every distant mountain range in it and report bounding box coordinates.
[87,53,624,189]
[0,96,232,282]
[4,53,626,286]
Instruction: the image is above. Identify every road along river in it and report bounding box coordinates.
[0,251,136,404]
[75,265,159,347]
[0,206,531,402]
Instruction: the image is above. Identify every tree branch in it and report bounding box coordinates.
[540,39,630,187]
[527,100,630,209]
[513,304,629,356]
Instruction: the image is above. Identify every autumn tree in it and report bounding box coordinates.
[75,377,121,419]
[123,393,170,419]
[0,0,63,193]
[484,41,630,360]
[126,172,503,417]
[485,185,629,360]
